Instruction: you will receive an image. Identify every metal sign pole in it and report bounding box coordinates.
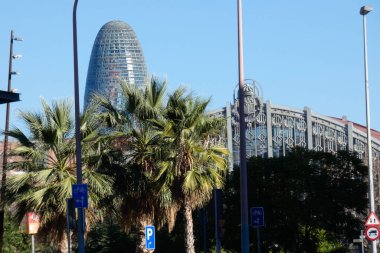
[31,235,35,253]
[361,230,365,253]
[199,208,207,253]
[256,228,261,253]
[66,198,71,253]
[214,190,221,253]
[203,209,207,253]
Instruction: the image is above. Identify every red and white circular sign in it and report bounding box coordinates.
[365,226,380,241]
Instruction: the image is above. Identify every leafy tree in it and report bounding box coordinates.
[316,229,345,253]
[223,148,367,252]
[5,99,113,252]
[86,222,136,253]
[3,213,30,253]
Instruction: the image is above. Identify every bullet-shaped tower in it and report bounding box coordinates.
[84,20,148,108]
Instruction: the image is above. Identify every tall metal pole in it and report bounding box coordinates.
[203,210,207,253]
[66,199,71,253]
[237,0,249,252]
[256,228,261,253]
[360,5,376,253]
[200,208,207,253]
[73,1,85,252]
[214,190,221,253]
[0,30,14,253]
[361,230,365,253]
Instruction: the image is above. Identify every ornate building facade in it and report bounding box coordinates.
[208,80,380,204]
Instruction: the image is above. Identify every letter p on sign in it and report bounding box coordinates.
[145,225,155,250]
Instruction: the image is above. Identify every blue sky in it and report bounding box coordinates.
[0,1,379,130]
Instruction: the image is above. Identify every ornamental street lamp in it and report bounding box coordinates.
[360,4,376,253]
[0,30,22,253]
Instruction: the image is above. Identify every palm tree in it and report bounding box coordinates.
[94,80,228,253]
[5,99,113,252]
[93,77,172,253]
[152,87,229,253]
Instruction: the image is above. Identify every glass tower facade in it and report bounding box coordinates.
[84,20,148,108]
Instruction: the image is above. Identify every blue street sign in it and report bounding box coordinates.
[250,207,264,227]
[72,184,88,208]
[145,226,155,250]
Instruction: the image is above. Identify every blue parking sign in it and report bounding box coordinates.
[250,207,264,227]
[145,226,155,250]
[72,184,88,208]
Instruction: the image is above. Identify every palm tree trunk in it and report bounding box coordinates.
[59,232,70,253]
[184,197,195,253]
[136,214,154,253]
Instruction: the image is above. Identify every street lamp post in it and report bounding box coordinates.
[237,0,250,252]
[73,1,85,252]
[360,5,376,253]
[0,30,22,253]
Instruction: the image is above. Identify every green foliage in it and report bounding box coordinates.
[6,99,114,245]
[316,229,345,253]
[94,78,228,252]
[152,86,229,206]
[51,146,365,253]
[3,214,30,253]
[3,212,65,253]
[93,78,174,253]
[223,148,367,252]
[150,86,228,253]
[86,223,136,253]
